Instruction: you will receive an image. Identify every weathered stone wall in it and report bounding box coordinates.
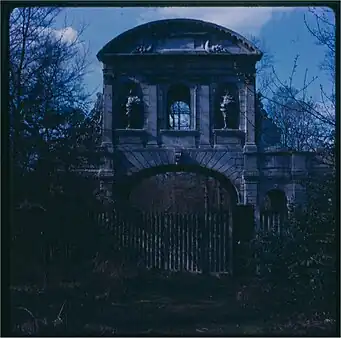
[257,150,315,207]
[98,21,319,215]
[113,147,244,201]
[109,77,248,147]
[100,69,319,211]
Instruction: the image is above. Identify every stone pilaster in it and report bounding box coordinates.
[140,83,149,130]
[144,84,158,146]
[102,71,113,146]
[289,153,308,207]
[198,85,210,146]
[157,84,164,136]
[242,179,259,230]
[285,181,307,208]
[101,70,114,173]
[237,80,246,132]
[243,140,259,179]
[242,180,258,205]
[190,85,198,130]
[291,152,307,177]
[244,74,257,149]
[242,129,259,228]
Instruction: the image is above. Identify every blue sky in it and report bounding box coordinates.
[54,6,335,105]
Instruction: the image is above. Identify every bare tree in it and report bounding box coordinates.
[9,7,92,176]
[304,7,335,82]
[304,7,335,153]
[242,33,334,155]
[267,86,326,151]
[250,8,335,167]
[9,7,104,214]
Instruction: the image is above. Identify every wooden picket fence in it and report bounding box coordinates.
[260,210,286,234]
[96,209,233,274]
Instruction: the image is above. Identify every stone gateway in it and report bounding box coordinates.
[96,18,322,232]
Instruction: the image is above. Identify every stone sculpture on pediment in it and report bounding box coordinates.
[204,40,229,53]
[132,44,152,54]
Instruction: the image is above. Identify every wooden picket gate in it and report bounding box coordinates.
[97,209,233,274]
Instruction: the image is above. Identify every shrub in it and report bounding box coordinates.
[249,175,336,314]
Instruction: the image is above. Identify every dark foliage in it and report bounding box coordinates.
[249,171,336,317]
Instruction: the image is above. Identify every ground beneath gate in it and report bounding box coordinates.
[10,270,336,336]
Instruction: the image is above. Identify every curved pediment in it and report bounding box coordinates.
[97,18,262,61]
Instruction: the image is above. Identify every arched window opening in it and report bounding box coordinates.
[261,189,287,234]
[264,189,287,213]
[167,84,191,130]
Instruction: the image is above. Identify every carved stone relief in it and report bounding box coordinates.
[204,40,230,53]
[132,45,153,54]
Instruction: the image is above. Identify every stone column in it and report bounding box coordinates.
[102,71,113,146]
[242,84,259,178]
[102,70,114,171]
[242,69,259,231]
[142,84,158,146]
[190,85,198,130]
[198,85,210,146]
[243,74,257,153]
[245,78,256,144]
[293,182,307,206]
[157,84,165,130]
[242,111,259,227]
[237,80,246,131]
[290,153,308,207]
[242,178,259,229]
[242,180,258,205]
[291,152,307,177]
[99,69,114,199]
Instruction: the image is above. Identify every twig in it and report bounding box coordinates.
[57,300,66,319]
[16,306,36,320]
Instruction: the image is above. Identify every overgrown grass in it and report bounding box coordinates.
[10,196,337,336]
[10,264,336,336]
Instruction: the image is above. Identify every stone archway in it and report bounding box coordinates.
[111,149,244,202]
[111,164,240,274]
[115,163,240,207]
